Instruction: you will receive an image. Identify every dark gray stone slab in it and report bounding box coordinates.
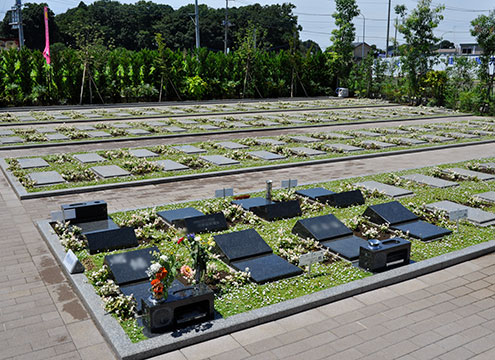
[75,125,96,131]
[363,201,418,225]
[290,136,320,143]
[0,130,14,136]
[173,145,206,154]
[199,124,221,131]
[321,132,354,140]
[208,118,227,124]
[157,207,204,225]
[1,136,24,144]
[426,201,495,226]
[200,155,240,166]
[18,158,49,169]
[146,121,169,127]
[154,160,189,171]
[73,153,106,163]
[142,111,161,115]
[287,119,307,124]
[112,123,132,129]
[474,191,495,203]
[104,246,159,285]
[448,168,495,181]
[46,133,70,141]
[250,200,302,221]
[231,122,252,128]
[85,226,138,254]
[91,165,130,178]
[391,220,452,241]
[355,181,413,198]
[52,114,71,120]
[381,128,409,135]
[467,130,494,136]
[17,116,37,122]
[177,119,198,125]
[354,131,382,137]
[216,141,248,150]
[292,214,353,242]
[87,131,112,138]
[214,229,273,262]
[420,134,454,142]
[296,187,335,200]
[129,149,158,158]
[112,112,131,117]
[80,113,103,119]
[361,140,396,149]
[36,127,57,134]
[394,137,427,145]
[231,197,272,210]
[291,147,326,156]
[400,174,458,188]
[447,132,480,139]
[256,138,286,146]
[127,128,151,136]
[248,150,285,161]
[231,254,303,283]
[478,163,495,172]
[321,235,369,261]
[28,171,65,186]
[177,213,228,233]
[256,120,279,126]
[165,126,186,133]
[326,143,363,152]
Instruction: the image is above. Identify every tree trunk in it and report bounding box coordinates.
[159,75,163,102]
[79,62,86,105]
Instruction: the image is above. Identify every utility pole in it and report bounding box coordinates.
[394,17,398,56]
[194,0,200,49]
[386,0,391,57]
[224,0,228,54]
[9,0,25,49]
[360,13,365,60]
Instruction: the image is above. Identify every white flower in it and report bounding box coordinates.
[194,235,202,242]
[245,267,250,272]
[160,255,168,262]
[149,263,161,274]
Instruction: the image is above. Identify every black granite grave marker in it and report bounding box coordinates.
[214,229,273,261]
[74,218,120,234]
[176,213,228,233]
[231,197,272,210]
[157,207,204,226]
[320,235,369,261]
[292,214,353,242]
[296,188,335,201]
[231,255,303,283]
[326,190,365,208]
[232,197,301,221]
[85,227,138,254]
[104,246,158,285]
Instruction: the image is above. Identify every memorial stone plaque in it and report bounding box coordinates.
[216,141,248,150]
[17,158,49,169]
[426,200,495,226]
[231,254,303,283]
[199,124,220,131]
[321,235,369,261]
[1,136,25,144]
[400,174,458,188]
[354,131,381,137]
[112,123,132,129]
[177,213,228,233]
[248,150,285,161]
[363,201,418,225]
[173,145,206,154]
[129,149,158,158]
[91,165,130,178]
[474,191,495,204]
[214,229,273,262]
[104,246,159,285]
[165,126,186,133]
[154,160,189,171]
[0,130,14,136]
[355,181,413,198]
[321,132,353,140]
[127,129,151,135]
[157,207,204,226]
[256,138,286,146]
[326,143,363,152]
[291,147,326,156]
[395,137,427,145]
[63,249,85,274]
[448,168,495,181]
[75,125,96,131]
[361,140,396,149]
[290,136,320,143]
[46,133,69,141]
[250,200,302,221]
[87,131,112,138]
[86,227,138,254]
[292,214,353,242]
[74,153,106,163]
[296,187,335,200]
[200,155,240,166]
[28,171,65,186]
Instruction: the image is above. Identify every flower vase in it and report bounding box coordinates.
[149,291,167,305]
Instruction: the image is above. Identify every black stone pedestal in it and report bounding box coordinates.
[141,282,214,333]
[359,238,411,272]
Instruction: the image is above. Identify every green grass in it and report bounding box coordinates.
[66,155,495,341]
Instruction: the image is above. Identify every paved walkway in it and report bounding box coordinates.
[0,113,494,360]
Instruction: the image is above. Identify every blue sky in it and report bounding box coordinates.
[2,0,493,50]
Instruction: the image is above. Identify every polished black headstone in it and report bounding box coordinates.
[120,279,185,313]
[391,220,452,241]
[296,187,335,200]
[104,246,159,285]
[321,235,369,261]
[363,201,418,225]
[73,217,119,235]
[85,227,138,254]
[231,197,272,210]
[214,229,273,262]
[62,200,108,223]
[177,213,228,233]
[292,214,352,242]
[250,200,302,221]
[326,190,365,208]
[157,207,204,226]
[231,254,303,283]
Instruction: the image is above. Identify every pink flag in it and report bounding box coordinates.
[42,6,50,65]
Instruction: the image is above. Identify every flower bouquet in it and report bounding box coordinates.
[146,251,177,302]
[178,233,214,284]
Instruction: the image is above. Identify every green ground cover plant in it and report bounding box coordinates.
[51,156,495,341]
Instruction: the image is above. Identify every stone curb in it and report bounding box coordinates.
[36,218,495,360]
[0,104,400,128]
[4,138,495,200]
[0,114,470,150]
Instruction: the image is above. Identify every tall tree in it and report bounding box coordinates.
[471,10,495,112]
[394,0,444,102]
[329,0,360,87]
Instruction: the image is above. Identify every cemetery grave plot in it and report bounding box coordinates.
[5,121,495,194]
[44,156,495,343]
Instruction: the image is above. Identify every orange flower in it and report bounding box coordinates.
[156,267,168,281]
[151,280,164,294]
